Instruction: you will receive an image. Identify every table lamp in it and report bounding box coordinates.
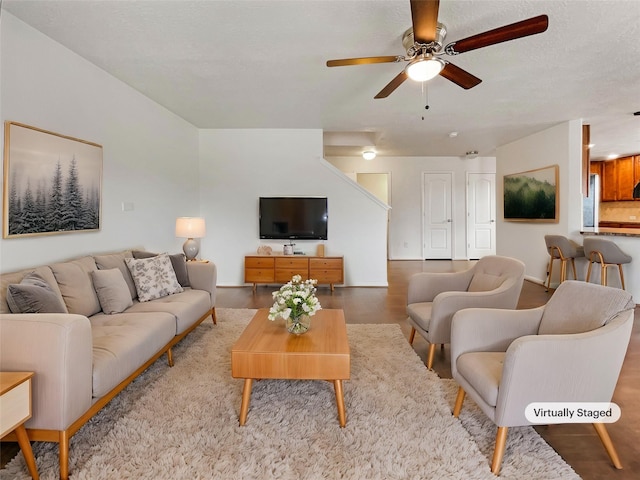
[175,217,206,260]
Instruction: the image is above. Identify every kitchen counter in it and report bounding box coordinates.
[581,227,640,237]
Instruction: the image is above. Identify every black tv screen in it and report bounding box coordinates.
[259,197,328,240]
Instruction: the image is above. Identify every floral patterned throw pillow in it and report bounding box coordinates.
[125,253,183,302]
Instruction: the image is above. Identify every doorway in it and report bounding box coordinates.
[423,172,453,259]
[466,173,496,259]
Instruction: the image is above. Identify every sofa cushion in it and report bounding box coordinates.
[132,250,190,288]
[6,272,68,314]
[1,266,65,314]
[93,251,137,300]
[456,352,505,407]
[50,256,101,317]
[125,254,183,302]
[89,311,176,398]
[91,269,134,314]
[126,288,211,334]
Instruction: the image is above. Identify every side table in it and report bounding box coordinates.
[1,372,39,479]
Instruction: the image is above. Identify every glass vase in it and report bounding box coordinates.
[286,314,311,335]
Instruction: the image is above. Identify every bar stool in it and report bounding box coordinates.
[544,235,585,291]
[584,237,632,290]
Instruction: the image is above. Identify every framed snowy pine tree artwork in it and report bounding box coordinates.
[3,122,103,238]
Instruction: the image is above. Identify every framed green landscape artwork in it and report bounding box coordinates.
[503,165,559,222]
[3,121,103,238]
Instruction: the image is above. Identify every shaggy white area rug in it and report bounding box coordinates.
[1,308,579,480]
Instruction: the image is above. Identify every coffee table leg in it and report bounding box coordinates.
[333,380,346,427]
[239,378,253,426]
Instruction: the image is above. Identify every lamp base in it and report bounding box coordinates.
[183,238,199,261]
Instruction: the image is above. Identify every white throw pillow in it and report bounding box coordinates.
[125,253,183,302]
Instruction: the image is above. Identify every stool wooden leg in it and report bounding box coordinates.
[586,260,593,283]
[571,258,578,280]
[618,264,626,290]
[546,257,554,291]
[560,259,567,283]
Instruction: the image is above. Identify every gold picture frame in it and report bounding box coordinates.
[503,165,559,222]
[3,121,103,238]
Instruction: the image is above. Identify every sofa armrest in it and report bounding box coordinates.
[0,313,93,431]
[186,261,217,307]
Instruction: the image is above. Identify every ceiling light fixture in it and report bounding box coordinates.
[362,150,376,160]
[607,154,619,160]
[405,55,445,82]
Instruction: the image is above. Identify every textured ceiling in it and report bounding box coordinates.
[3,0,639,160]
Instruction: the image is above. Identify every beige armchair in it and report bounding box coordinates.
[451,281,635,475]
[406,255,525,369]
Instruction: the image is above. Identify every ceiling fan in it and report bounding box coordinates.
[326,0,548,98]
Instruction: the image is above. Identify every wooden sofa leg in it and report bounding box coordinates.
[491,427,508,475]
[408,327,416,344]
[593,423,623,469]
[426,343,436,369]
[453,387,465,417]
[211,307,217,325]
[59,430,69,480]
[167,348,174,367]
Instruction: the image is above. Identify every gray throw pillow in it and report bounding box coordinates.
[92,269,134,314]
[6,272,67,314]
[132,250,190,287]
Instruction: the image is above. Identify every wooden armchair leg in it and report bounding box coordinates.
[211,307,217,325]
[592,423,623,469]
[490,426,509,475]
[59,430,70,480]
[452,387,465,417]
[426,343,436,369]
[408,327,416,345]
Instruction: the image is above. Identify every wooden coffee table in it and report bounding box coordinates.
[231,308,350,427]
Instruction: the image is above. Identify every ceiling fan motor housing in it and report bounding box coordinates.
[402,23,447,57]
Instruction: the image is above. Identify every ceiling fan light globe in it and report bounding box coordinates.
[406,57,444,82]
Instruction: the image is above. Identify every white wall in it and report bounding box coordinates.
[198,129,389,286]
[328,155,496,260]
[496,121,583,283]
[496,120,639,302]
[0,13,200,271]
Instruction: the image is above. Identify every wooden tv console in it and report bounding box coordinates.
[244,255,344,291]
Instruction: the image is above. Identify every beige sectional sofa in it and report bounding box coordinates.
[0,249,217,480]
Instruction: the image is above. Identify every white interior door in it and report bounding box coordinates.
[423,172,452,259]
[467,173,496,259]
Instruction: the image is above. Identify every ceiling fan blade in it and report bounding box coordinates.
[374,71,408,99]
[446,14,548,54]
[440,62,482,89]
[326,56,400,67]
[410,0,440,43]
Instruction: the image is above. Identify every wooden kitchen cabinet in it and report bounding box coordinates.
[617,156,635,200]
[601,160,617,201]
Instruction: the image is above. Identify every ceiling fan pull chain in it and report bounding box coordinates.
[421,81,430,120]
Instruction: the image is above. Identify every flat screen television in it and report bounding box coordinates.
[259,197,328,240]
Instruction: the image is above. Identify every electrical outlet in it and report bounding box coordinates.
[122,202,134,212]
[630,215,637,220]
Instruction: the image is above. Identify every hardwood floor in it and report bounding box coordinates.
[3,260,638,478]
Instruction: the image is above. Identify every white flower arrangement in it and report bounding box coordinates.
[268,274,322,321]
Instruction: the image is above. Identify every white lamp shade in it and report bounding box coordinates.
[406,57,444,82]
[176,217,206,238]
